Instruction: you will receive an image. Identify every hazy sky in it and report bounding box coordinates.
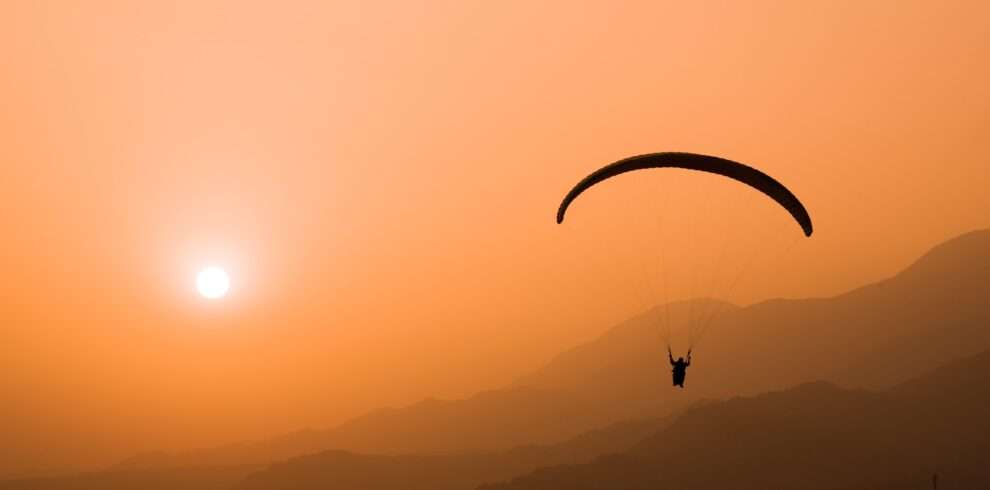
[1,0,988,472]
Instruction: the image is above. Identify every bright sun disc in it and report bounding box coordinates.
[197,266,230,299]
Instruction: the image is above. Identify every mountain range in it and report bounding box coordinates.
[2,229,987,489]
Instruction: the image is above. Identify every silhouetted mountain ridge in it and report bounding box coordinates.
[890,349,990,400]
[233,414,676,490]
[0,465,260,490]
[483,349,990,490]
[113,385,615,470]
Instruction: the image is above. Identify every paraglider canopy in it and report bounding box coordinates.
[556,152,813,237]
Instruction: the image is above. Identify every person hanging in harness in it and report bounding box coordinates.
[668,347,692,388]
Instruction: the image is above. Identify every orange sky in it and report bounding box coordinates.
[1,0,988,473]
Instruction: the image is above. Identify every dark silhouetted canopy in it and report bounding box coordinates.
[556,152,813,237]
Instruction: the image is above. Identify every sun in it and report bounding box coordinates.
[196,266,230,299]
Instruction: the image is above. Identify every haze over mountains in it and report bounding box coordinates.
[1,229,987,489]
[113,229,990,470]
[234,415,676,490]
[5,351,986,490]
[519,228,990,396]
[483,351,990,490]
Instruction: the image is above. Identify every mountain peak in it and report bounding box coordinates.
[896,228,990,283]
[891,349,990,399]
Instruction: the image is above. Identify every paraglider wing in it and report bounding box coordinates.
[556,152,813,237]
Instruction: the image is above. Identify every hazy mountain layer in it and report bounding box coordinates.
[7,229,984,490]
[109,229,990,470]
[0,465,260,490]
[483,351,990,490]
[234,415,675,490]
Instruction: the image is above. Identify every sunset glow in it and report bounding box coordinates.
[1,1,988,485]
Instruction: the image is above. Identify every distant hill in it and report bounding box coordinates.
[483,349,990,490]
[111,385,651,470]
[889,349,990,400]
[0,409,678,490]
[108,229,990,471]
[0,465,259,490]
[233,414,674,490]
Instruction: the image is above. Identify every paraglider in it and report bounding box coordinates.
[668,347,691,388]
[556,152,813,389]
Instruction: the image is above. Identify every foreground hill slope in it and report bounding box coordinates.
[483,351,990,490]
